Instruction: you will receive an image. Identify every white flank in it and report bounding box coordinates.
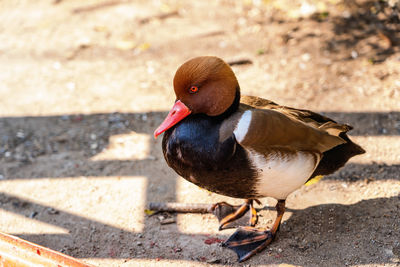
[249,150,320,199]
[233,110,252,143]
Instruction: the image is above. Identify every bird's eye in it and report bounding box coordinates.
[189,86,199,94]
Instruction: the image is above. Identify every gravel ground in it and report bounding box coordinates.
[0,0,399,266]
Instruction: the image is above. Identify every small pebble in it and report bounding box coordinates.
[16,131,25,139]
[147,66,154,74]
[301,53,311,62]
[342,10,351,18]
[136,242,142,246]
[29,211,38,218]
[47,208,59,215]
[351,50,358,59]
[53,62,61,70]
[66,82,76,91]
[90,143,98,149]
[207,258,221,264]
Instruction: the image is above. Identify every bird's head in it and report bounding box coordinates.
[154,56,239,138]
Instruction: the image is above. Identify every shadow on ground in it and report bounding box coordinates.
[1,192,399,265]
[1,111,399,180]
[0,111,399,265]
[323,0,400,63]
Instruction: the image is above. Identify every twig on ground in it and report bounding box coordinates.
[195,30,225,38]
[139,11,179,24]
[149,202,212,213]
[227,59,253,66]
[149,202,298,213]
[72,0,128,14]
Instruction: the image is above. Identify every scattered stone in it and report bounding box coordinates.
[299,63,306,70]
[207,258,221,264]
[300,2,316,17]
[159,217,176,225]
[47,208,59,215]
[16,131,25,139]
[147,66,154,74]
[173,247,182,253]
[29,211,38,218]
[342,10,351,18]
[116,39,136,51]
[301,53,311,62]
[351,50,358,59]
[90,143,98,150]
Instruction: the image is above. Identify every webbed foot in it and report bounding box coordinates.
[211,199,260,230]
[222,199,286,262]
[223,227,274,262]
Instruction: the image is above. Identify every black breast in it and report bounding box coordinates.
[162,114,258,199]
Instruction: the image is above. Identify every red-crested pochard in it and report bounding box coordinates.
[154,56,365,262]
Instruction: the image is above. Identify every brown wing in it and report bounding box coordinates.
[240,95,352,138]
[235,107,345,154]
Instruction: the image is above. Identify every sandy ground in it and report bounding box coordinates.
[0,0,399,266]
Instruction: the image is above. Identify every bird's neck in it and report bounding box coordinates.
[212,87,241,121]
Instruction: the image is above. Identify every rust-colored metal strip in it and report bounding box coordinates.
[0,231,94,267]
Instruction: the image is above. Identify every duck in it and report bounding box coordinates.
[154,56,365,262]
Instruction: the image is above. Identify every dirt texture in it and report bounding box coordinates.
[0,0,400,266]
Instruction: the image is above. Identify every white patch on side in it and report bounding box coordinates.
[249,150,320,200]
[233,110,252,143]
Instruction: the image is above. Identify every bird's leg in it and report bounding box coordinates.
[223,200,286,262]
[211,199,261,230]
